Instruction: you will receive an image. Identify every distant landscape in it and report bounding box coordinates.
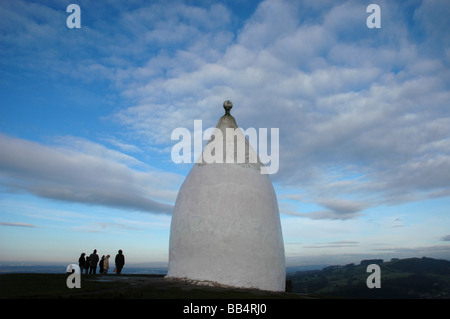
[0,263,325,275]
[0,264,168,275]
[287,256,450,299]
[1,256,449,299]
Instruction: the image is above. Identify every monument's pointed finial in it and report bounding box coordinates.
[223,100,233,116]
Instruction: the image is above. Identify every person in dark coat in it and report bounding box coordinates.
[99,255,105,274]
[115,250,125,274]
[84,256,90,274]
[78,253,85,273]
[89,249,99,274]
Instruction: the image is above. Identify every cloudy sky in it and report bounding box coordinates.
[1,0,449,267]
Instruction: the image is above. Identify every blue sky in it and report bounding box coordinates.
[1,0,450,267]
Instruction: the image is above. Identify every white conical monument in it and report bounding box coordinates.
[166,101,285,291]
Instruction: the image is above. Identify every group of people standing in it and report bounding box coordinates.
[78,249,125,275]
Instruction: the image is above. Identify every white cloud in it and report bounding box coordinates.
[0,134,181,214]
[0,222,36,228]
[2,0,449,221]
[103,0,450,221]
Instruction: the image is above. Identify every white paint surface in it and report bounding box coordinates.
[167,109,285,291]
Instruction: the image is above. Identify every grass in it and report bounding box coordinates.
[0,273,129,299]
[0,273,308,299]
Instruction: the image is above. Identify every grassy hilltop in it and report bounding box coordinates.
[0,273,305,299]
[1,256,449,299]
[287,256,450,299]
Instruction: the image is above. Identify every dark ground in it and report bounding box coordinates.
[0,273,310,299]
[0,273,440,318]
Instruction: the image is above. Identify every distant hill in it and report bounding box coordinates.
[0,265,168,275]
[384,257,450,275]
[286,256,450,299]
